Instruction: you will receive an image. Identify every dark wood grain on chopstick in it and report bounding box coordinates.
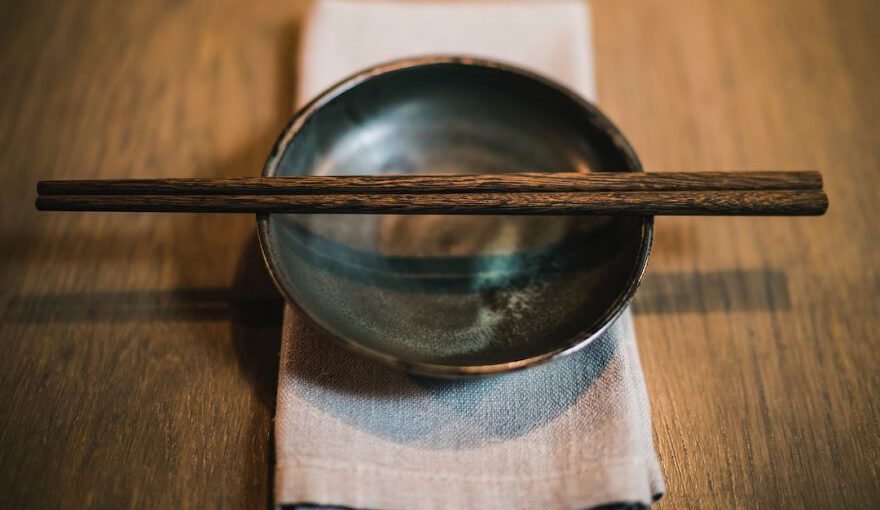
[37,171,823,195]
[35,189,829,215]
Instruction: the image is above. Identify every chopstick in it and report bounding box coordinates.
[38,171,821,195]
[35,171,828,216]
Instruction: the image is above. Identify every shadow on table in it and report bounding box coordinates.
[632,269,790,315]
[0,268,790,324]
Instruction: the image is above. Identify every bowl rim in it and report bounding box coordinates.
[257,55,654,376]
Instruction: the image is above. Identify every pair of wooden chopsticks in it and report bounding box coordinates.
[35,171,828,215]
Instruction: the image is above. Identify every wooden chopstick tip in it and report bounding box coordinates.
[35,195,51,211]
[817,189,829,214]
[36,180,59,195]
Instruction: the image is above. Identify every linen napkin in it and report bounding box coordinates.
[275,1,665,508]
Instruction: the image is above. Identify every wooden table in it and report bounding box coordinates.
[1,0,877,507]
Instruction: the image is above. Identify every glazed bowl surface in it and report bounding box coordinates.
[258,57,652,376]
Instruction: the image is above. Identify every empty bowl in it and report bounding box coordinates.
[257,57,652,376]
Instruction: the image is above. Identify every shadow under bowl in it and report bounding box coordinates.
[257,57,652,376]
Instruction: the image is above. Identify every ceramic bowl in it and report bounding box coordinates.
[258,57,652,376]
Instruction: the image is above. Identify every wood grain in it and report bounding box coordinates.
[593,0,880,508]
[34,190,829,216]
[0,0,307,508]
[0,1,877,509]
[36,171,824,195]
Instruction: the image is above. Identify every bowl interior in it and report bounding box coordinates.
[260,61,650,373]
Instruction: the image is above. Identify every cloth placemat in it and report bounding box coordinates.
[276,1,665,508]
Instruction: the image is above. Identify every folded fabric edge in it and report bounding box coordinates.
[282,502,650,510]
[276,453,661,510]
